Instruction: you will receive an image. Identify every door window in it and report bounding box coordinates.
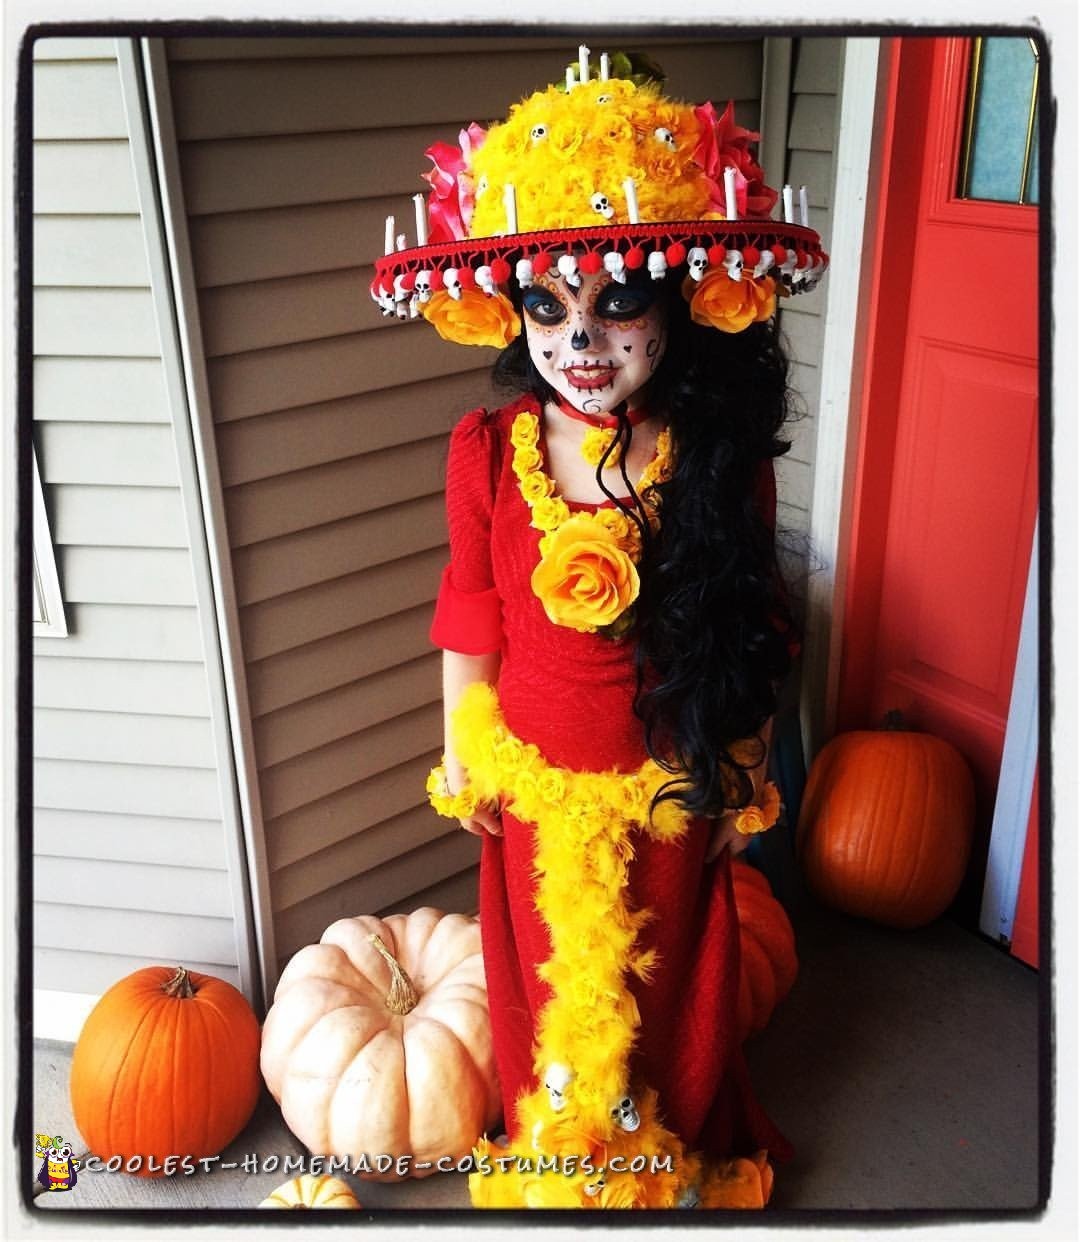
[958,37,1039,205]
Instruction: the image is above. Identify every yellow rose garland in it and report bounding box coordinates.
[510,411,673,635]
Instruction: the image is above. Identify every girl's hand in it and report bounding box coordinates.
[458,805,504,837]
[444,758,503,837]
[705,811,751,862]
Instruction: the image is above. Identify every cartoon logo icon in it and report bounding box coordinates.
[35,1133,79,1192]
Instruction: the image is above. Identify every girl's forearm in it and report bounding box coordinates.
[442,649,501,786]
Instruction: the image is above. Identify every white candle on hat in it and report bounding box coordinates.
[600,52,610,81]
[723,166,737,220]
[504,183,518,234]
[412,194,428,247]
[799,184,809,228]
[782,184,794,224]
[396,233,407,252]
[566,64,576,91]
[579,45,590,83]
[623,177,640,225]
[384,215,395,256]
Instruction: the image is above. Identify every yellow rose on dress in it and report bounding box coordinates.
[687,272,776,334]
[733,781,783,836]
[530,495,572,532]
[421,288,521,348]
[530,513,640,633]
[512,445,543,477]
[520,469,555,504]
[510,414,539,449]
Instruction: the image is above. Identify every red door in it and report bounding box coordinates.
[838,37,1040,923]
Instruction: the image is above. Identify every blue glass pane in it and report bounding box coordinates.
[967,38,1037,204]
[1025,111,1039,204]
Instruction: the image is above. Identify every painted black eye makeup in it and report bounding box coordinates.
[595,283,657,320]
[522,287,568,326]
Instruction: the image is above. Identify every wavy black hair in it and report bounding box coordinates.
[493,270,798,818]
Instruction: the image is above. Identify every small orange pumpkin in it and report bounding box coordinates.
[731,859,798,1040]
[797,726,975,928]
[260,1173,360,1208]
[70,966,261,1177]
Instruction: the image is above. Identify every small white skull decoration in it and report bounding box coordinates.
[753,250,776,280]
[589,191,615,221]
[376,285,395,316]
[475,264,496,296]
[610,1095,641,1132]
[603,250,628,284]
[557,253,582,288]
[647,251,668,281]
[722,249,744,282]
[392,273,411,319]
[676,1182,701,1208]
[686,247,709,282]
[544,1062,574,1113]
[653,126,677,150]
[414,270,434,303]
[443,268,463,301]
[516,258,535,288]
[779,247,798,283]
[583,1169,606,1198]
[530,123,549,143]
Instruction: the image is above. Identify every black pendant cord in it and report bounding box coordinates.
[593,409,652,552]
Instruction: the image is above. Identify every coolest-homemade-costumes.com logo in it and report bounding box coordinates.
[35,1134,80,1193]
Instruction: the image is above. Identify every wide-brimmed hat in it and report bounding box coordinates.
[370,48,828,347]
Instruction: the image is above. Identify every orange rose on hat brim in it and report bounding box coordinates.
[687,271,776,333]
[531,514,640,633]
[421,288,522,348]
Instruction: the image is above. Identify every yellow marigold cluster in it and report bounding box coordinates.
[467,78,711,235]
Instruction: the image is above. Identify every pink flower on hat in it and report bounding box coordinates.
[422,122,487,243]
[693,101,778,219]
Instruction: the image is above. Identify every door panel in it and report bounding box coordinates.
[839,37,1040,925]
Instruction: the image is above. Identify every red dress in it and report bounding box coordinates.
[431,392,790,1165]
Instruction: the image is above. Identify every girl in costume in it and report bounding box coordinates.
[372,51,827,1210]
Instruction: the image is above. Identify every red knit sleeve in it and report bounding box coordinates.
[429,408,504,654]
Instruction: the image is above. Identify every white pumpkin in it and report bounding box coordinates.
[260,907,500,1180]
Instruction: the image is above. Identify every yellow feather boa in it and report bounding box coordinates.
[452,682,775,1209]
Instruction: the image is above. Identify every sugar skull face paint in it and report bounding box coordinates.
[522,267,668,415]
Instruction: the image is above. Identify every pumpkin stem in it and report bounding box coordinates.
[366,934,419,1016]
[162,966,196,999]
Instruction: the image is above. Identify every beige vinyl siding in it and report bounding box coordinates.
[31,38,243,1002]
[163,34,765,971]
[776,37,843,565]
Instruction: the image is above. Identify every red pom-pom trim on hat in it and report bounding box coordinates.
[490,257,512,284]
[399,271,416,293]
[532,252,554,276]
[625,246,646,270]
[665,242,687,266]
[707,243,727,265]
[430,269,445,290]
[770,243,788,265]
[742,245,761,268]
[578,252,603,275]
[457,268,476,289]
[795,248,809,269]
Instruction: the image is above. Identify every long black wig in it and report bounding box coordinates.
[493,269,798,818]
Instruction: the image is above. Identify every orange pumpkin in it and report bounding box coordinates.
[731,859,797,1040]
[260,907,500,1180]
[260,1173,360,1208]
[70,966,261,1177]
[797,727,975,928]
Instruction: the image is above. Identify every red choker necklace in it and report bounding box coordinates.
[552,394,653,429]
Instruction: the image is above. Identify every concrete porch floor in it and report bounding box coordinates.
[29,895,1042,1217]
